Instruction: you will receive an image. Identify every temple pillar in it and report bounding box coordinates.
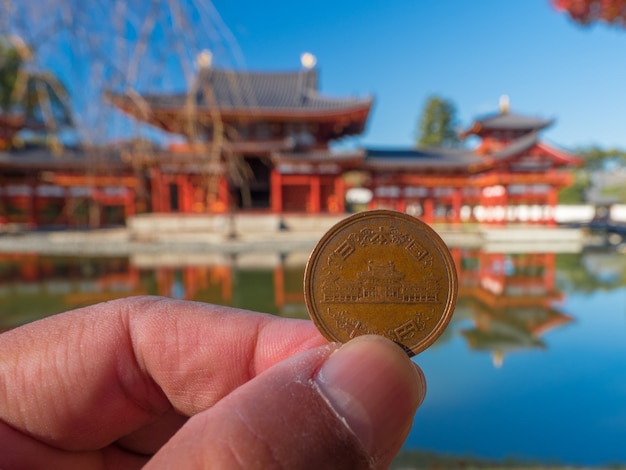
[310,174,321,213]
[125,189,135,219]
[423,193,434,224]
[179,175,194,213]
[217,177,229,213]
[334,176,345,213]
[271,170,282,213]
[547,187,558,226]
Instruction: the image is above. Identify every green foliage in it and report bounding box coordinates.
[416,95,461,148]
[574,145,626,170]
[555,252,626,294]
[0,38,21,110]
[0,35,72,128]
[558,170,589,203]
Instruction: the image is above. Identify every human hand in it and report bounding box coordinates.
[0,296,425,469]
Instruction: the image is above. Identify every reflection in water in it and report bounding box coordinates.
[0,249,578,366]
[452,250,573,367]
[3,246,626,466]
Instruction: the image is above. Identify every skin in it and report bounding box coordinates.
[0,296,426,469]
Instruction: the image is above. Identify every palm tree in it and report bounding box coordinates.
[0,35,72,146]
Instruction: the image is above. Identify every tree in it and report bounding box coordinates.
[574,145,626,170]
[415,95,461,148]
[0,35,72,133]
[552,0,626,25]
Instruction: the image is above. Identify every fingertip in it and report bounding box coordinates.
[412,360,427,409]
[313,335,425,466]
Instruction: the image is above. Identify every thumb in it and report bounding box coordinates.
[146,335,426,470]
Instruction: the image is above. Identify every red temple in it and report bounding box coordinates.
[0,63,582,228]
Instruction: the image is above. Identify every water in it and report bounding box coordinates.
[1,247,625,467]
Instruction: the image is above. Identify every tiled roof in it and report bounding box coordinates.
[0,145,127,171]
[473,112,553,132]
[490,132,539,160]
[363,148,486,171]
[115,68,372,112]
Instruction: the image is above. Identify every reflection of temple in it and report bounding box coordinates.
[452,248,573,367]
[1,249,574,361]
[322,261,438,303]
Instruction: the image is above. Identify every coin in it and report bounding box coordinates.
[304,209,458,357]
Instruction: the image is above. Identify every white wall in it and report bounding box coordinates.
[459,204,626,223]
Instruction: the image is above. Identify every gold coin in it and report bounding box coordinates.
[304,209,458,356]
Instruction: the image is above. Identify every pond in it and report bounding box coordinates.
[1,246,625,467]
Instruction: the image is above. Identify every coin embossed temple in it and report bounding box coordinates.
[0,61,581,228]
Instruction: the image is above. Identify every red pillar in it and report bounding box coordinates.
[334,176,345,213]
[271,170,282,213]
[125,188,135,219]
[217,177,229,213]
[423,194,434,224]
[547,187,558,226]
[161,175,171,212]
[178,175,193,213]
[310,174,321,213]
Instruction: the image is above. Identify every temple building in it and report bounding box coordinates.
[362,98,582,224]
[105,59,373,215]
[0,59,582,228]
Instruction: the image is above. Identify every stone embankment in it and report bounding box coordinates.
[0,213,585,257]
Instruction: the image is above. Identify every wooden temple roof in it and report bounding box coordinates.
[0,145,128,172]
[490,131,539,160]
[463,111,554,137]
[363,148,490,173]
[363,130,581,173]
[106,68,373,136]
[194,68,372,112]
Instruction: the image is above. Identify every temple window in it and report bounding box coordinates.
[433,187,453,197]
[375,186,400,197]
[404,186,428,197]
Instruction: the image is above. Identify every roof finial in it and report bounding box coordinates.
[196,49,213,69]
[300,52,317,69]
[499,94,510,114]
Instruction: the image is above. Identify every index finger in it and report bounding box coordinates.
[0,296,326,451]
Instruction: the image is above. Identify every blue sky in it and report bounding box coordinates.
[210,0,626,152]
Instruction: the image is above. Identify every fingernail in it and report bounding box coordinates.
[313,335,426,459]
